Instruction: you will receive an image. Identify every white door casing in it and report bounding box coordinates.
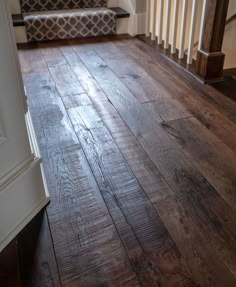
[0,0,49,252]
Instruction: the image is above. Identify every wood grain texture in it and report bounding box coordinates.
[161,117,236,209]
[121,37,236,116]
[44,49,198,286]
[118,39,236,153]
[78,50,236,284]
[67,101,197,287]
[23,70,140,287]
[15,36,236,287]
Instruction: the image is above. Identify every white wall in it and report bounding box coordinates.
[118,0,146,35]
[107,0,119,7]
[224,0,236,68]
[227,0,236,19]
[9,0,21,14]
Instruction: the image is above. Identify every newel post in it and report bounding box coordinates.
[196,0,229,82]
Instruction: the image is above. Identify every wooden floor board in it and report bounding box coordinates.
[161,117,236,209]
[128,38,236,118]
[67,103,198,286]
[22,66,140,286]
[114,38,236,153]
[77,50,236,283]
[45,47,199,287]
[90,40,192,122]
[13,36,236,287]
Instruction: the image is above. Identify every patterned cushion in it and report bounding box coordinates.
[23,8,117,42]
[20,0,108,13]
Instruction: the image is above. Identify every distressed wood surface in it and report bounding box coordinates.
[12,35,236,287]
[24,70,140,287]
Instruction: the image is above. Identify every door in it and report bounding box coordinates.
[0,0,49,252]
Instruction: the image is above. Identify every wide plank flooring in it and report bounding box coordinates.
[14,35,236,287]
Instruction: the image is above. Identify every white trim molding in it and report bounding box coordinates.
[0,112,50,253]
[0,156,50,252]
[0,0,49,252]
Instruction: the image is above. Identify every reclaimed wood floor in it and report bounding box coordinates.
[4,35,236,287]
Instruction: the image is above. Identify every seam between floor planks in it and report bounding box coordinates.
[17,37,236,287]
[59,45,236,286]
[60,46,236,282]
[40,44,200,287]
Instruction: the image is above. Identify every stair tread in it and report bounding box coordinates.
[12,14,24,27]
[22,7,117,42]
[12,7,130,27]
[23,7,115,18]
[109,7,130,19]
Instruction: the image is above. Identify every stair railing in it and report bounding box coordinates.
[145,0,229,83]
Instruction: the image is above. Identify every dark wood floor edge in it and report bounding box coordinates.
[136,35,208,85]
[16,34,132,49]
[136,34,228,84]
[45,210,63,287]
[224,68,236,77]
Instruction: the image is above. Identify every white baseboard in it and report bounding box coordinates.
[0,158,50,252]
[0,111,49,252]
[128,12,146,36]
[117,18,129,35]
[14,26,27,43]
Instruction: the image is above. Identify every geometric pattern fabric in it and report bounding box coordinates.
[23,8,117,42]
[20,0,108,13]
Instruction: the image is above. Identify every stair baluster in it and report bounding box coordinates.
[144,0,230,83]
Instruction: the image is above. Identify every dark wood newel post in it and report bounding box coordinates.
[196,0,229,82]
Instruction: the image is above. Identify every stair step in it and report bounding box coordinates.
[22,8,117,42]
[12,7,130,27]
[109,7,130,19]
[20,0,107,13]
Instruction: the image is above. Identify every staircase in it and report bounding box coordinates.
[144,0,231,84]
[12,0,130,43]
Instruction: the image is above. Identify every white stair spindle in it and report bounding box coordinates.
[151,0,157,41]
[198,0,207,50]
[187,0,198,64]
[178,0,188,59]
[146,0,150,37]
[171,0,179,54]
[158,0,164,45]
[164,0,171,49]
